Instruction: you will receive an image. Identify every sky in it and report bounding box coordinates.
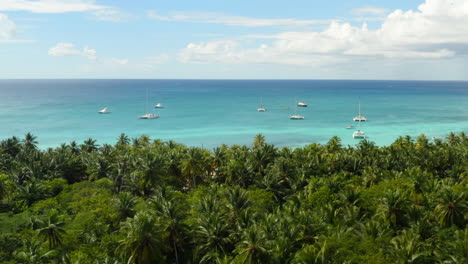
[0,0,467,80]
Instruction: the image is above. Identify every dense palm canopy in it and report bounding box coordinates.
[0,132,466,263]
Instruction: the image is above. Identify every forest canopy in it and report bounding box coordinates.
[0,132,467,263]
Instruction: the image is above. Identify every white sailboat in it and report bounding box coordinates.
[257,97,266,112]
[139,88,159,119]
[352,119,366,139]
[297,101,308,107]
[353,99,367,122]
[290,101,304,120]
[155,103,164,109]
[98,107,111,114]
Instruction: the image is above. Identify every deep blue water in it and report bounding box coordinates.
[0,79,467,148]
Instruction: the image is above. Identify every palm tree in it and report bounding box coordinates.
[117,133,130,146]
[225,186,251,222]
[82,138,99,152]
[118,211,165,264]
[36,210,66,249]
[435,188,466,228]
[233,228,270,264]
[195,213,232,261]
[114,191,137,223]
[22,132,38,150]
[390,229,428,263]
[151,189,189,264]
[181,147,208,189]
[69,140,80,155]
[0,136,21,156]
[378,189,410,228]
[136,153,168,196]
[14,239,55,264]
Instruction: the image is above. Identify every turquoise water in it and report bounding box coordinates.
[0,80,467,149]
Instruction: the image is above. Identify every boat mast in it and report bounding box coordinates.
[145,88,149,114]
[358,97,361,117]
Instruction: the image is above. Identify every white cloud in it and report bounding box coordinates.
[351,6,389,16]
[90,8,132,22]
[0,0,106,14]
[48,42,134,71]
[179,0,468,66]
[148,11,332,27]
[0,13,15,39]
[48,42,97,59]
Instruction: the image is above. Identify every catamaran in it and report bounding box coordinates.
[290,102,304,120]
[257,97,266,112]
[352,119,366,139]
[98,107,111,114]
[139,88,159,119]
[353,99,367,122]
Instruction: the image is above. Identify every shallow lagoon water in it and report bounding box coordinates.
[0,79,466,149]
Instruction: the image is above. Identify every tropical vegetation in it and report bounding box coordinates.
[0,132,466,263]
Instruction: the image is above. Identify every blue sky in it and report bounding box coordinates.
[0,0,467,80]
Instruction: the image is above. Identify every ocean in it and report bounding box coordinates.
[0,79,467,149]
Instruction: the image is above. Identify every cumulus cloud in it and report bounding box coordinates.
[48,42,97,59]
[148,11,332,27]
[0,13,16,39]
[0,0,106,13]
[47,42,146,72]
[179,0,468,66]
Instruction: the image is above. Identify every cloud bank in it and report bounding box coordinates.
[0,13,16,39]
[148,11,332,27]
[0,0,105,14]
[179,0,468,66]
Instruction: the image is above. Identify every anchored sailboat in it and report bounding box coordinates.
[257,97,266,112]
[98,107,111,114]
[290,100,304,120]
[352,119,366,139]
[353,98,367,122]
[139,88,159,119]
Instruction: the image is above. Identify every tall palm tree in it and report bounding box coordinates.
[117,133,130,146]
[82,138,99,153]
[118,211,165,264]
[151,189,189,264]
[36,210,66,249]
[233,228,270,264]
[22,132,38,150]
[435,188,466,228]
[181,147,208,189]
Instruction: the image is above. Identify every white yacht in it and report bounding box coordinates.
[290,114,305,120]
[139,88,159,119]
[155,103,164,108]
[352,120,366,139]
[290,102,304,120]
[353,99,367,122]
[139,113,159,119]
[98,107,111,114]
[297,102,308,107]
[257,97,266,112]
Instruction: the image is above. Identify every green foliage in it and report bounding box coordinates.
[0,132,466,263]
